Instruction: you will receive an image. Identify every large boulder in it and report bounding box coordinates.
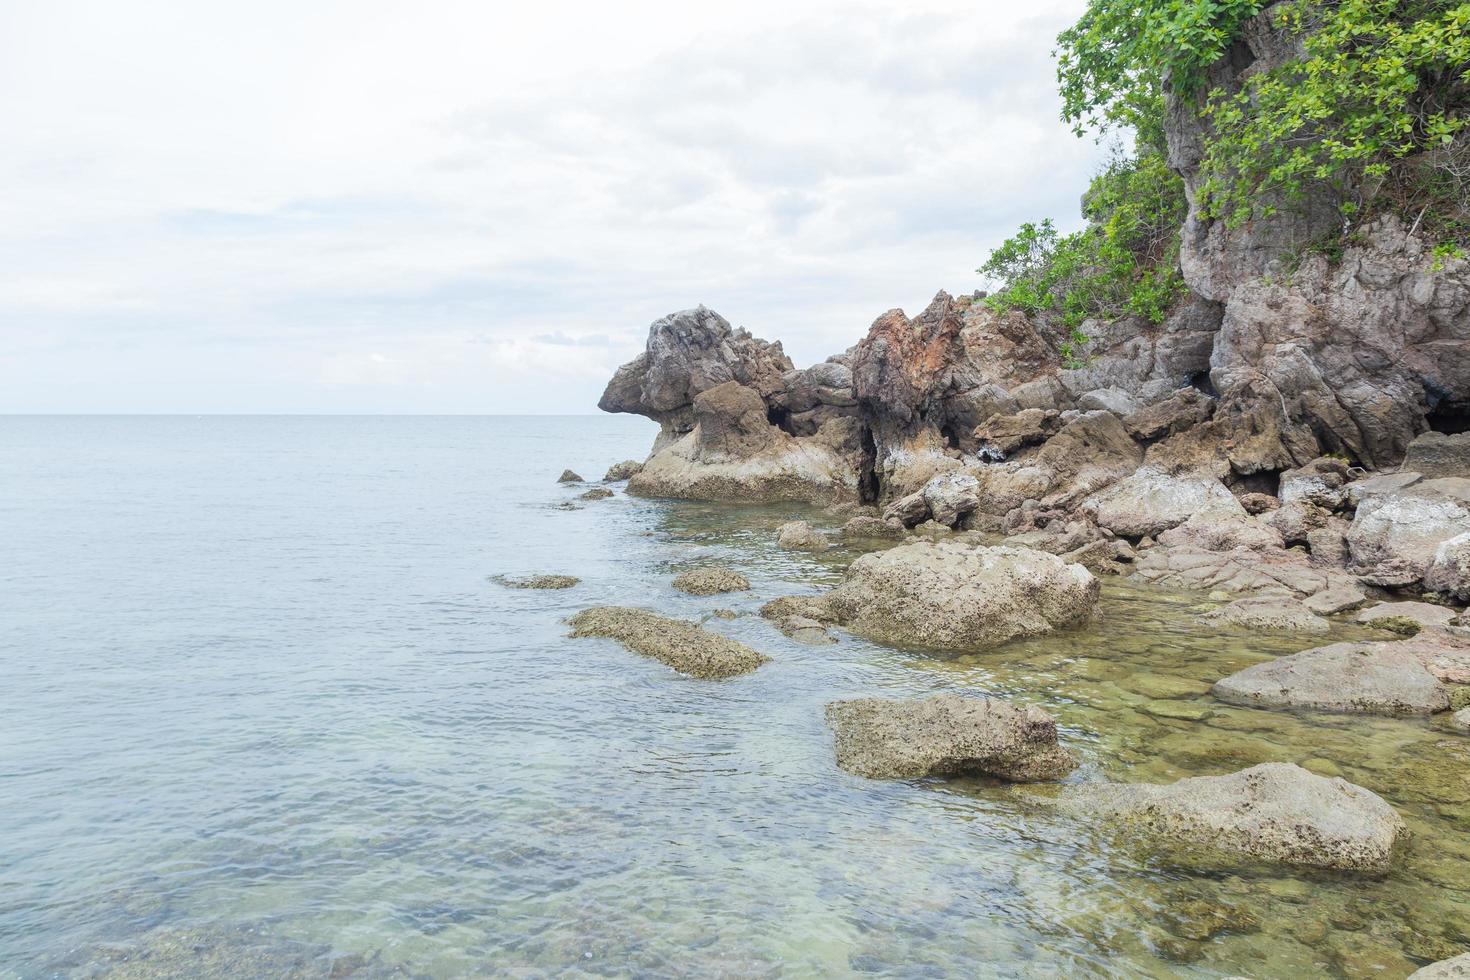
[824,694,1076,780]
[1426,532,1470,601]
[1403,432,1470,479]
[1081,466,1246,537]
[568,606,768,678]
[921,471,981,527]
[1059,763,1406,872]
[786,541,1098,654]
[1347,479,1470,580]
[1212,642,1450,715]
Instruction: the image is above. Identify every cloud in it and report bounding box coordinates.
[0,0,1101,412]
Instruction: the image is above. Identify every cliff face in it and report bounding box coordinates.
[598,7,1470,509]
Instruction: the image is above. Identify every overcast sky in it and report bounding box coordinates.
[0,0,1103,414]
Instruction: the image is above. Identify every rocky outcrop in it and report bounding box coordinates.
[1212,642,1450,716]
[779,540,1098,654]
[568,606,768,678]
[671,567,750,596]
[824,694,1077,780]
[1059,763,1406,872]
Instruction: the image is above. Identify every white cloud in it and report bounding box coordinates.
[0,0,1101,412]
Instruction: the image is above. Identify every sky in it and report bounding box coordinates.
[0,0,1105,414]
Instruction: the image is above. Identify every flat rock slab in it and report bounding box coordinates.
[568,606,768,679]
[1059,763,1406,872]
[825,693,1076,781]
[1201,596,1329,633]
[1213,642,1450,716]
[1357,600,1458,630]
[671,567,751,596]
[791,541,1098,654]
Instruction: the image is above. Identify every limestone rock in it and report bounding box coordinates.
[825,693,1077,780]
[1201,596,1329,633]
[568,606,767,678]
[603,460,644,481]
[788,541,1098,654]
[1081,466,1245,538]
[1212,642,1450,716]
[671,567,750,596]
[1060,763,1406,872]
[1403,432,1470,480]
[777,521,828,551]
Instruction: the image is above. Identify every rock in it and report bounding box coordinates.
[1133,543,1363,598]
[670,567,750,596]
[1059,763,1406,872]
[1395,629,1470,683]
[841,516,904,540]
[1238,492,1279,515]
[973,408,1059,454]
[568,606,768,678]
[580,487,614,500]
[768,615,837,645]
[1451,708,1470,733]
[1302,584,1369,615]
[1265,501,1331,545]
[1357,601,1457,631]
[1403,432,1470,479]
[787,541,1098,653]
[1122,388,1216,441]
[1077,387,1140,416]
[824,693,1077,780]
[496,574,580,589]
[1345,470,1423,508]
[922,471,981,527]
[1305,526,1350,566]
[1201,596,1329,633]
[1347,479,1470,581]
[1081,466,1245,537]
[1410,954,1470,979]
[1278,457,1352,509]
[1427,532,1470,601]
[777,520,829,551]
[603,460,644,481]
[557,469,583,483]
[882,491,930,528]
[1212,642,1450,716]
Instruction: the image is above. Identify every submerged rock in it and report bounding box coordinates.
[568,606,768,678]
[776,520,829,551]
[1059,763,1406,872]
[771,615,837,645]
[496,574,580,589]
[783,540,1097,654]
[557,469,583,483]
[671,567,750,596]
[603,459,644,481]
[825,693,1076,781]
[1212,642,1450,716]
[1201,596,1329,633]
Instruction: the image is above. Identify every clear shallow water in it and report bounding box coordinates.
[1,416,1466,979]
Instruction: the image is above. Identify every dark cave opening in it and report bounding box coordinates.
[1187,370,1218,397]
[858,425,880,504]
[939,422,964,451]
[765,404,795,435]
[1427,400,1470,434]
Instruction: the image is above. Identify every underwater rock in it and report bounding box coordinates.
[771,615,837,645]
[497,574,580,589]
[782,540,1097,654]
[824,693,1076,781]
[568,606,768,678]
[557,469,583,483]
[776,520,829,551]
[1212,642,1450,716]
[603,459,644,481]
[1200,596,1329,633]
[1060,763,1406,872]
[671,567,750,596]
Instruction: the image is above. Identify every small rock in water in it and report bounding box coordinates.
[841,516,904,540]
[557,469,584,483]
[496,574,580,590]
[568,606,768,678]
[777,521,828,551]
[602,459,644,482]
[580,487,614,501]
[1212,641,1450,716]
[671,567,750,596]
[1200,595,1329,633]
[1358,600,1457,632]
[825,693,1077,781]
[772,615,837,645]
[1058,763,1406,872]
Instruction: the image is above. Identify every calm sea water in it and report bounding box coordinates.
[2,416,1467,979]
